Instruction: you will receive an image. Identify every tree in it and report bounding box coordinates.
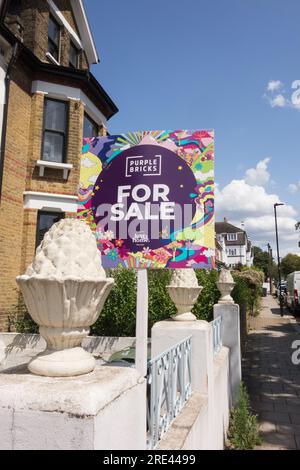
[281,253,300,278]
[253,247,270,278]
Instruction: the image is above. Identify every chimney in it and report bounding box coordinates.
[224,217,227,223]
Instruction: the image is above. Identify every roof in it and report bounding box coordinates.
[0,23,118,120]
[70,0,99,65]
[216,221,251,248]
[2,0,99,65]
[215,221,245,235]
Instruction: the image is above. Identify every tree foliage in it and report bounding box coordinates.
[232,268,263,315]
[253,246,270,278]
[281,253,300,278]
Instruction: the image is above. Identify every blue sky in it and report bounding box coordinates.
[85,0,300,253]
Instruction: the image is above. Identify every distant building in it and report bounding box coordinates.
[215,234,228,266]
[215,219,254,268]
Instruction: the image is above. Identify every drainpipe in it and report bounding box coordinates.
[0,41,19,196]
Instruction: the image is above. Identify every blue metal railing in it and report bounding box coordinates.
[147,336,192,449]
[211,316,222,355]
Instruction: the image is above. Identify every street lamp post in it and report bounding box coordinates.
[274,203,284,317]
[267,243,273,295]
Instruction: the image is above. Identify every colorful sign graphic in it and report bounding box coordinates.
[78,130,215,269]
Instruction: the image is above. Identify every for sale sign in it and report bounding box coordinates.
[78,130,215,269]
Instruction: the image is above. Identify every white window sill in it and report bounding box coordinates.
[46,52,60,66]
[36,160,73,179]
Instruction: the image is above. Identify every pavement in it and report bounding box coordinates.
[242,295,300,450]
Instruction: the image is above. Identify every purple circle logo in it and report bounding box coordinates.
[92,144,197,252]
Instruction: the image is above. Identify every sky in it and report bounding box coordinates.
[85,0,300,256]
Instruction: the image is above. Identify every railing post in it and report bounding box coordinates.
[151,269,218,449]
[214,268,241,406]
[151,321,215,449]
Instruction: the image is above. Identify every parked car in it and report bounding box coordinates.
[286,272,300,314]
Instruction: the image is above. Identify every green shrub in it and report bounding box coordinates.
[12,268,221,337]
[91,268,179,337]
[232,268,263,316]
[228,382,262,450]
[12,267,260,337]
[193,269,220,321]
[91,268,219,336]
[148,269,176,326]
[8,297,38,334]
[91,268,137,337]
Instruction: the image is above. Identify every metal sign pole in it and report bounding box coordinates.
[135,268,149,377]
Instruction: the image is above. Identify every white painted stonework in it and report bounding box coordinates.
[214,302,242,406]
[70,0,99,64]
[23,191,78,212]
[167,269,202,321]
[16,219,114,377]
[151,320,230,450]
[36,160,73,179]
[0,365,146,450]
[31,81,107,127]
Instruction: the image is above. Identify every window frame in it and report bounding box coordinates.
[69,41,79,68]
[83,112,99,138]
[41,97,69,164]
[35,210,65,248]
[228,248,237,256]
[227,233,237,241]
[48,14,61,62]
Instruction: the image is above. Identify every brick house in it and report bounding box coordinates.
[215,219,254,268]
[0,0,118,330]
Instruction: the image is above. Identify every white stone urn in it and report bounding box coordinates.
[167,269,203,321]
[217,268,235,304]
[16,219,114,377]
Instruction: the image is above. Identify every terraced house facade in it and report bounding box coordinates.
[0,0,118,329]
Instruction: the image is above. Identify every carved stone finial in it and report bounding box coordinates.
[167,269,203,321]
[217,268,235,304]
[16,219,114,377]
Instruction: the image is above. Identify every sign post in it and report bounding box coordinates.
[135,269,148,376]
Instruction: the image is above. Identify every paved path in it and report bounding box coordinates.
[242,295,300,450]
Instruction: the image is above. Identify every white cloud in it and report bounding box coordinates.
[216,179,296,218]
[269,94,287,108]
[216,159,299,256]
[287,183,299,194]
[267,80,283,92]
[244,158,271,186]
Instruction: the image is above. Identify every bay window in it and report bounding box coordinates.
[83,113,99,138]
[42,98,68,163]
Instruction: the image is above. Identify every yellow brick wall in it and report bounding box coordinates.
[0,67,32,330]
[15,0,90,70]
[26,94,84,196]
[21,209,38,274]
[0,86,85,330]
